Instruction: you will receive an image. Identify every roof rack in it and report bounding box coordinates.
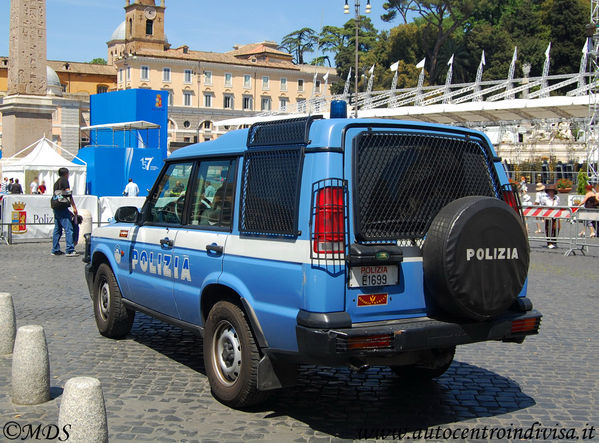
[246,115,322,148]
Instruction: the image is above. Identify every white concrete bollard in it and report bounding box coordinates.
[79,208,92,237]
[0,293,16,355]
[11,325,50,404]
[58,377,108,443]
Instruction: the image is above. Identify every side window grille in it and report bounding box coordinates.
[239,147,303,237]
[353,131,499,243]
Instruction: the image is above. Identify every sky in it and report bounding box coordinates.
[0,0,395,63]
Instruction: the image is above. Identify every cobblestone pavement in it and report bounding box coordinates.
[0,242,598,442]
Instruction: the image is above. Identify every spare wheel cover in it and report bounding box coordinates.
[423,196,529,321]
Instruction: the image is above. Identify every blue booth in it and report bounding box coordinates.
[76,89,168,196]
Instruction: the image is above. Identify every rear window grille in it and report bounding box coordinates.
[353,131,499,242]
[239,147,303,237]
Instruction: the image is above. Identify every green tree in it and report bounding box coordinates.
[544,0,588,75]
[381,0,476,83]
[89,58,107,65]
[279,27,318,64]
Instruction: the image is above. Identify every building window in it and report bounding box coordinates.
[204,121,212,129]
[261,97,272,111]
[298,79,304,92]
[97,85,108,94]
[184,137,191,143]
[141,66,149,81]
[224,73,233,87]
[204,137,211,142]
[280,77,287,91]
[146,19,154,35]
[204,71,212,86]
[204,93,212,108]
[297,98,306,113]
[223,94,234,109]
[262,76,270,90]
[118,69,123,83]
[184,69,192,84]
[279,98,288,111]
[163,67,171,82]
[183,91,192,107]
[183,120,191,128]
[126,66,131,81]
[243,74,251,89]
[243,96,253,110]
[163,89,174,106]
[315,80,321,93]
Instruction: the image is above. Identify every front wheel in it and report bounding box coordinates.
[93,263,135,339]
[203,301,269,408]
[391,347,455,381]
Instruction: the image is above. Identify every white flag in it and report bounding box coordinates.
[545,42,551,59]
[583,40,589,54]
[481,50,486,66]
[390,61,399,72]
[368,64,375,75]
[447,54,454,66]
[416,58,425,69]
[323,71,329,82]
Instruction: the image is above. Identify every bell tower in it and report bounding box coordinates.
[124,0,168,53]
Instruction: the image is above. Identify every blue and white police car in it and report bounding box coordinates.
[84,104,541,408]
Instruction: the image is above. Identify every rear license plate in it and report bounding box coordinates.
[349,265,398,288]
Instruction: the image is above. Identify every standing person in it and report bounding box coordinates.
[579,184,598,237]
[540,184,560,249]
[7,178,14,193]
[533,183,546,234]
[11,179,23,194]
[122,178,139,197]
[1,177,8,194]
[38,181,47,195]
[51,167,78,257]
[30,176,40,194]
[519,176,527,193]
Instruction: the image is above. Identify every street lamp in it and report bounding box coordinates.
[345,0,371,117]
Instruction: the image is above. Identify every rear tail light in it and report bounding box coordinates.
[313,186,345,254]
[346,334,393,350]
[501,183,524,219]
[511,317,540,334]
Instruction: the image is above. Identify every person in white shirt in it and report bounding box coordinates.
[533,183,546,234]
[1,177,8,193]
[539,184,560,248]
[30,177,40,194]
[123,178,139,197]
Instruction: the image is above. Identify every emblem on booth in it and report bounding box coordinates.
[11,201,27,234]
[155,94,162,108]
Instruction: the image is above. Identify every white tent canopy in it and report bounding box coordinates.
[1,138,87,194]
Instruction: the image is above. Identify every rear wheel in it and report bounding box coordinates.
[391,347,455,381]
[204,301,269,408]
[93,263,135,338]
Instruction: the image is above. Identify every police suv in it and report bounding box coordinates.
[84,107,541,408]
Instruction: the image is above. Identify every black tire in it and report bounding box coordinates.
[391,347,455,381]
[93,263,135,339]
[423,196,529,321]
[204,301,269,408]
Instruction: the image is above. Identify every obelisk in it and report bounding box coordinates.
[0,0,55,158]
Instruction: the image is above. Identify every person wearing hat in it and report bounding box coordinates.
[533,183,546,234]
[539,183,560,248]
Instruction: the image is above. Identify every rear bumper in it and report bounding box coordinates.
[296,308,541,366]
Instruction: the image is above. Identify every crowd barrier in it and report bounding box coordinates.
[0,194,146,245]
[522,205,599,256]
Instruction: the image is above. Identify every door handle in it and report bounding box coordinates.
[160,237,174,248]
[206,244,223,254]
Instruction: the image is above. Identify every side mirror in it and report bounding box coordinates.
[114,206,141,224]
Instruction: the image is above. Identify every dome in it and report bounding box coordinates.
[110,21,125,41]
[46,66,62,96]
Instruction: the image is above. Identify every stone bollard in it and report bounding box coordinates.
[11,325,50,404]
[58,377,108,443]
[0,293,17,355]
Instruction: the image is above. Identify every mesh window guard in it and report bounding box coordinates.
[353,131,499,243]
[246,116,321,147]
[239,147,303,237]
